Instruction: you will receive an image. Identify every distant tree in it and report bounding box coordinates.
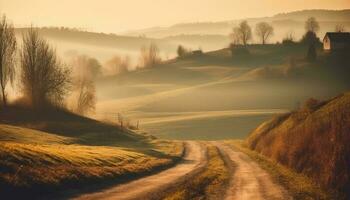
[72,55,102,80]
[20,28,71,108]
[282,32,296,45]
[74,73,96,115]
[307,43,317,62]
[0,15,16,106]
[104,55,130,75]
[177,45,188,58]
[139,43,161,68]
[255,22,274,45]
[305,17,320,33]
[70,55,99,115]
[335,24,346,32]
[301,31,320,45]
[230,21,252,46]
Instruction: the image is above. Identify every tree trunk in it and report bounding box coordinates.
[1,84,6,107]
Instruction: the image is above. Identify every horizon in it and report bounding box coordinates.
[1,0,349,34]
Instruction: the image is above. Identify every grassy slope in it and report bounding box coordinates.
[0,107,184,198]
[246,92,350,199]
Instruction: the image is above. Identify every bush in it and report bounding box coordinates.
[229,44,250,57]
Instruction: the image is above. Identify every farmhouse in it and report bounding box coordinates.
[323,32,350,51]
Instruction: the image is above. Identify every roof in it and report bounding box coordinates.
[324,32,350,43]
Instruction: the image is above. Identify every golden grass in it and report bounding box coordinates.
[225,140,330,200]
[246,92,350,199]
[164,145,230,200]
[0,124,184,198]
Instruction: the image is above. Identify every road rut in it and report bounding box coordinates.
[73,141,205,200]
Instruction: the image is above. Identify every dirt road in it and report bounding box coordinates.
[73,141,206,200]
[215,142,292,200]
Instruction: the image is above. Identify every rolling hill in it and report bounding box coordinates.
[95,43,350,140]
[125,9,350,44]
[246,92,350,199]
[0,106,183,199]
[13,10,350,66]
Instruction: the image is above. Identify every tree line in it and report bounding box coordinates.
[0,14,165,115]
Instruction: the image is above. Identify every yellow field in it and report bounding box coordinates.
[0,123,183,198]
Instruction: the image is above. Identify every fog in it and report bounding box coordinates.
[6,9,350,140]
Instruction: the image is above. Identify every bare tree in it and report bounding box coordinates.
[20,28,71,108]
[335,24,346,32]
[70,55,100,115]
[0,15,16,106]
[105,55,130,75]
[72,55,102,80]
[230,21,252,46]
[139,43,161,68]
[255,22,274,45]
[305,17,320,33]
[74,76,95,115]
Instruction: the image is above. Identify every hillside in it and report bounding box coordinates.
[125,9,350,43]
[246,92,350,199]
[96,43,350,140]
[0,106,183,199]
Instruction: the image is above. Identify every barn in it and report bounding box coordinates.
[323,32,350,51]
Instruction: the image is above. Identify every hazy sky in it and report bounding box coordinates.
[0,0,349,33]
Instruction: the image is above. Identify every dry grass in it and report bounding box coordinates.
[225,140,330,200]
[164,145,230,200]
[0,123,184,198]
[246,92,350,199]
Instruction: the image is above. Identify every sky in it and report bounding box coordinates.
[0,0,349,33]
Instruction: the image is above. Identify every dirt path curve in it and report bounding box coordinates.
[214,142,292,200]
[73,141,206,200]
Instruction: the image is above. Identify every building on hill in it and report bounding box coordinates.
[323,32,350,51]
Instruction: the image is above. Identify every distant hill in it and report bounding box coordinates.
[247,92,350,199]
[14,27,177,62]
[125,9,350,43]
[13,28,227,62]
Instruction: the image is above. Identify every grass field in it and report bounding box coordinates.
[0,117,184,199]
